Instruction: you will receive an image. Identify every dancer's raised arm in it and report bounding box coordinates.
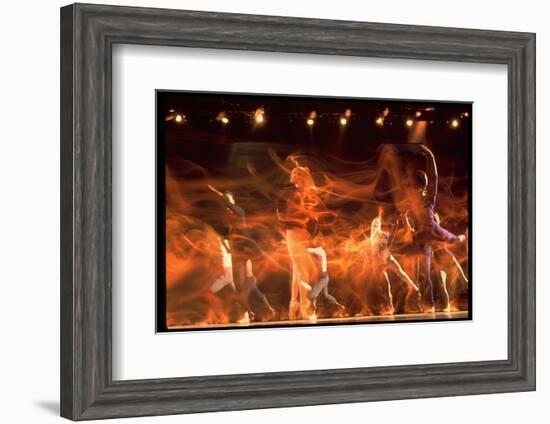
[420,144,438,204]
[207,184,224,197]
[222,194,245,218]
[208,184,245,218]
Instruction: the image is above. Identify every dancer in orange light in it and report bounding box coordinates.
[402,145,467,312]
[431,212,469,312]
[301,233,346,318]
[367,207,421,315]
[208,185,275,323]
[276,165,320,321]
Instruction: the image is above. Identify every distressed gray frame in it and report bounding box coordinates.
[60,3,536,421]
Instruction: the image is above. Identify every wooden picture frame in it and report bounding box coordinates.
[60,3,535,420]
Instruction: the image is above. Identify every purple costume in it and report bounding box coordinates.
[408,146,460,309]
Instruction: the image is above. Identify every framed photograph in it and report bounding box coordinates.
[157,91,472,332]
[60,3,535,420]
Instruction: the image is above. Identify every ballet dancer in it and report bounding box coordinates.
[403,145,466,312]
[276,165,320,321]
[368,207,421,315]
[208,185,275,323]
[431,212,469,312]
[300,233,346,318]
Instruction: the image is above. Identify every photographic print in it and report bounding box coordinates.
[157,91,472,332]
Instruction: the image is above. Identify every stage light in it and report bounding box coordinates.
[340,117,348,126]
[169,109,175,113]
[463,111,469,117]
[406,119,414,127]
[376,116,384,126]
[344,109,352,118]
[254,108,265,124]
[451,119,459,128]
[217,112,229,125]
[306,111,317,127]
[415,111,422,118]
[175,114,184,123]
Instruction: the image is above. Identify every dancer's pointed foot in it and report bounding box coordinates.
[300,299,315,322]
[289,300,300,320]
[380,307,395,316]
[333,304,347,318]
[436,305,452,313]
[237,311,250,325]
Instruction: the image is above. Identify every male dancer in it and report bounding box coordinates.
[208,185,275,322]
[300,233,346,318]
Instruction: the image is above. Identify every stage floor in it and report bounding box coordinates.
[168,310,470,331]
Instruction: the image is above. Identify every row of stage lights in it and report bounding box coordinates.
[167,107,469,129]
